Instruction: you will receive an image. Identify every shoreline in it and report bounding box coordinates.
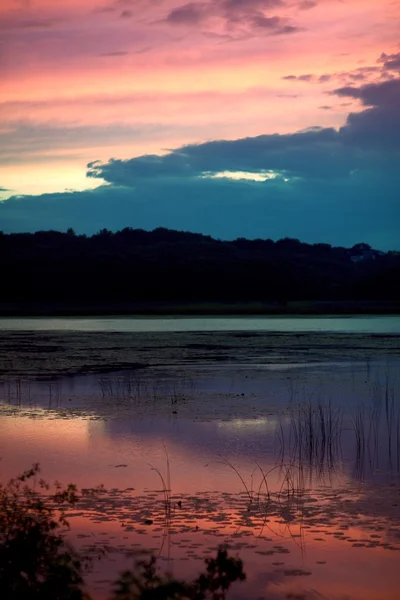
[1,329,399,381]
[0,300,399,317]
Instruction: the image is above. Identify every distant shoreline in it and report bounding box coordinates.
[0,300,399,317]
[1,328,399,381]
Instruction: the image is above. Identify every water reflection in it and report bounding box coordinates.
[0,315,399,333]
[1,410,399,599]
[1,358,400,599]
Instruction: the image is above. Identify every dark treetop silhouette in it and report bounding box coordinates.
[0,228,399,314]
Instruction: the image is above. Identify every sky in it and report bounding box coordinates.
[0,0,399,248]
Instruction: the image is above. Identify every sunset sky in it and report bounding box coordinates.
[1,0,399,247]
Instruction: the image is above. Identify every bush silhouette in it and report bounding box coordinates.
[0,464,88,600]
[0,465,246,600]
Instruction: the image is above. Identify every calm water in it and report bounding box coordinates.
[1,325,400,599]
[0,314,399,333]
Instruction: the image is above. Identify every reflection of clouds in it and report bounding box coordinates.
[90,416,279,471]
[0,415,90,482]
[1,414,88,448]
[216,416,277,429]
[66,478,400,600]
[89,406,400,494]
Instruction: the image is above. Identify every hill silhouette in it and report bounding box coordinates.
[0,228,399,315]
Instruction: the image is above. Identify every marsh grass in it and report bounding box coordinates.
[46,382,61,408]
[99,375,148,402]
[209,456,307,553]
[148,444,173,524]
[2,378,63,411]
[98,373,192,414]
[279,372,399,482]
[351,372,399,476]
[278,398,343,479]
[4,378,31,406]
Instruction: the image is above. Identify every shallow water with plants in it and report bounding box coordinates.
[1,323,400,599]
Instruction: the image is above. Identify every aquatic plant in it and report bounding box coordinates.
[352,372,399,476]
[0,465,247,600]
[98,373,190,415]
[279,397,343,477]
[149,443,173,522]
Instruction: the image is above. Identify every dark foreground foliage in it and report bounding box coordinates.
[0,228,399,308]
[113,549,245,600]
[0,465,88,600]
[0,465,246,600]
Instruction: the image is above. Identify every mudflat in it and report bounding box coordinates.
[1,330,400,380]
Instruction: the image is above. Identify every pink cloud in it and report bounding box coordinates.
[1,0,399,194]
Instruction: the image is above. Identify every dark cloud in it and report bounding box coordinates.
[93,0,139,16]
[221,0,284,17]
[298,0,317,9]
[120,10,133,18]
[282,74,315,82]
[166,2,207,25]
[335,78,400,151]
[87,127,350,182]
[378,52,400,71]
[274,25,302,34]
[1,78,399,249]
[91,82,400,189]
[164,0,298,36]
[84,79,399,186]
[281,63,383,86]
[98,51,129,56]
[348,73,366,81]
[333,78,400,108]
[1,170,397,250]
[252,15,281,28]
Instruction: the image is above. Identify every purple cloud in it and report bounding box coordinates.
[334,78,400,108]
[164,0,299,35]
[166,2,207,25]
[98,51,129,56]
[252,15,281,28]
[282,74,314,81]
[334,78,400,150]
[298,0,317,8]
[222,0,283,12]
[275,25,302,34]
[378,52,400,71]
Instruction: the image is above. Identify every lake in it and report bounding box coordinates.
[0,314,399,333]
[0,319,400,599]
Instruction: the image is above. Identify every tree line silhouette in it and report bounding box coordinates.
[0,228,399,313]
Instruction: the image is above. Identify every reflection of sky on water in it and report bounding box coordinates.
[1,356,398,409]
[1,356,400,599]
[1,315,400,333]
[0,408,396,497]
[1,357,399,490]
